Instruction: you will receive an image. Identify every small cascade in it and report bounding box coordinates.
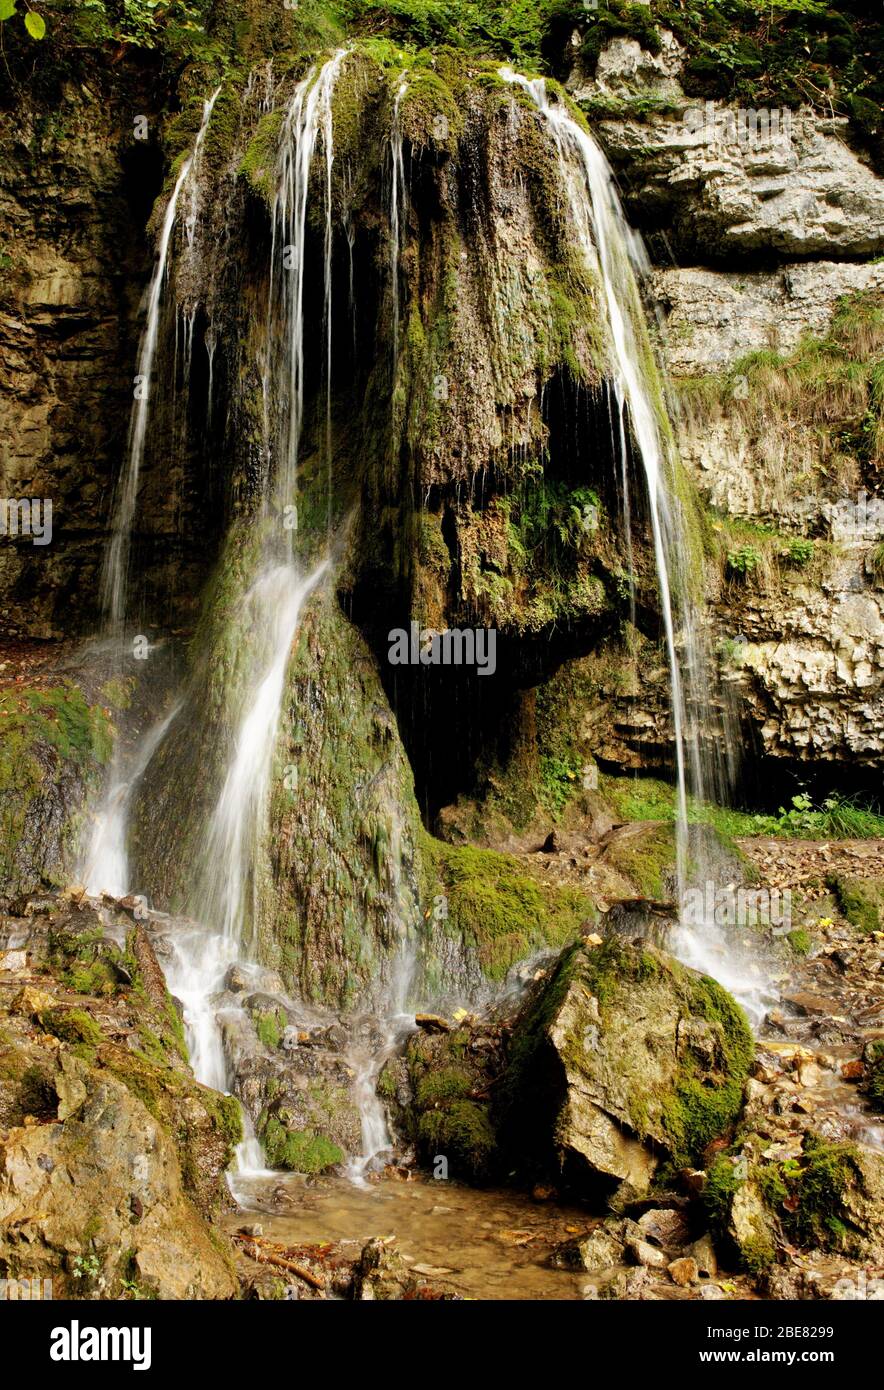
[501,70,762,1018]
[346,810,420,1183]
[161,54,349,1176]
[81,702,182,898]
[100,86,221,629]
[190,563,326,945]
[389,76,408,365]
[273,49,348,500]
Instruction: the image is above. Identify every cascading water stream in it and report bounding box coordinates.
[501,71,767,1023]
[161,55,350,1181]
[81,702,182,898]
[100,86,221,629]
[390,76,408,365]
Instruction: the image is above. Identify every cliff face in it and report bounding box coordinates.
[0,10,880,948]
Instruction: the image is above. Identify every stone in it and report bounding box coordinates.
[550,1226,624,1273]
[500,938,753,1192]
[668,1257,699,1287]
[626,1237,669,1270]
[0,1053,236,1299]
[699,1284,727,1301]
[10,985,53,1018]
[414,1013,450,1033]
[636,1207,691,1249]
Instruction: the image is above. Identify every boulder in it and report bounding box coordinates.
[0,1053,236,1299]
[499,938,753,1195]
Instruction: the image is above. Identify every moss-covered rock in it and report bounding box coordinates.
[399,1022,505,1182]
[0,683,114,896]
[828,873,884,934]
[498,937,753,1196]
[704,1132,884,1274]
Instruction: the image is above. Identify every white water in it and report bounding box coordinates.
[81,702,182,897]
[390,76,408,365]
[101,87,221,628]
[501,70,762,1019]
[273,50,348,501]
[166,56,348,1179]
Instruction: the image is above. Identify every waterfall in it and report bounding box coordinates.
[100,87,221,628]
[163,55,348,1175]
[390,76,408,365]
[81,702,182,897]
[501,71,764,1019]
[273,50,348,503]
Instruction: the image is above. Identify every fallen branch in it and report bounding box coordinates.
[235,1235,326,1290]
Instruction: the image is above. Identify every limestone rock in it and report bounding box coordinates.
[499,938,753,1193]
[0,1053,236,1299]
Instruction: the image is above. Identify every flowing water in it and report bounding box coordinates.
[389,76,408,365]
[100,86,221,629]
[501,70,768,1022]
[82,702,182,898]
[85,57,776,1212]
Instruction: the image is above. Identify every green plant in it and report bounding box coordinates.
[71,1253,101,1280]
[0,0,46,41]
[726,544,761,579]
[781,537,814,567]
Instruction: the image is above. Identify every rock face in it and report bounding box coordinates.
[656,262,884,379]
[572,35,884,260]
[499,938,754,1196]
[0,1053,236,1299]
[0,899,240,1297]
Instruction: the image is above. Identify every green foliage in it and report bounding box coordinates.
[782,537,814,567]
[71,1252,102,1281]
[758,793,884,840]
[603,776,884,843]
[0,1,46,41]
[726,544,761,579]
[827,873,884,933]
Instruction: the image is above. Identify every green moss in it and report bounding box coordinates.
[41,1007,104,1048]
[828,874,884,934]
[417,1100,496,1178]
[255,1008,287,1050]
[415,1065,472,1105]
[781,1135,860,1251]
[377,1062,398,1101]
[605,822,677,900]
[420,832,592,980]
[238,108,284,207]
[786,928,812,957]
[0,683,114,892]
[260,1115,343,1173]
[661,968,754,1166]
[702,1155,741,1238]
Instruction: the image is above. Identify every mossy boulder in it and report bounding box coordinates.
[400,1023,505,1182]
[828,873,884,934]
[0,683,113,897]
[704,1134,884,1273]
[498,937,754,1197]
